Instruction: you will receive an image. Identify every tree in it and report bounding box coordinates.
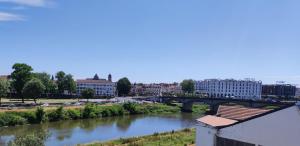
[11,63,33,103]
[117,78,131,96]
[81,88,95,102]
[33,72,58,94]
[55,71,76,94]
[55,71,66,94]
[0,79,9,105]
[64,74,76,94]
[22,78,45,104]
[180,79,195,94]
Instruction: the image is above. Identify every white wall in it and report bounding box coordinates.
[196,124,217,146]
[219,106,300,146]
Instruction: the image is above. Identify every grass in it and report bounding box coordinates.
[80,128,196,146]
[1,98,78,104]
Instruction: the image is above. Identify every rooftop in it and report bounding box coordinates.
[197,115,238,127]
[216,105,271,121]
[77,79,112,84]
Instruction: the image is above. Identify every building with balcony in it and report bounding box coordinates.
[76,74,116,97]
[195,79,262,100]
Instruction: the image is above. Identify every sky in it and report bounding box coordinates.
[0,0,299,85]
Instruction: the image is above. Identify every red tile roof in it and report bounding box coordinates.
[216,105,271,121]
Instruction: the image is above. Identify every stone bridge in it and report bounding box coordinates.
[137,96,294,113]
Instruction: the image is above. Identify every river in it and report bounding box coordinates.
[0,113,201,146]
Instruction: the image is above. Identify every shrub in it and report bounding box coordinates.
[8,130,49,146]
[48,106,69,121]
[123,102,140,114]
[0,114,27,126]
[35,107,47,123]
[66,109,81,119]
[82,104,98,118]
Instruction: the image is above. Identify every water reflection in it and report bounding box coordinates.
[0,113,200,146]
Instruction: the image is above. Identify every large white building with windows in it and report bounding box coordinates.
[195,79,262,100]
[76,74,116,97]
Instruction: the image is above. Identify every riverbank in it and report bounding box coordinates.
[0,103,209,127]
[81,128,196,146]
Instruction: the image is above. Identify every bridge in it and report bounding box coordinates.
[136,96,295,113]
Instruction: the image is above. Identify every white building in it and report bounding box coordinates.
[195,79,262,100]
[76,74,116,97]
[196,103,300,146]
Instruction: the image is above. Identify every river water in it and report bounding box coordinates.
[0,113,201,146]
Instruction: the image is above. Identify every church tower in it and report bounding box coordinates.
[108,74,112,82]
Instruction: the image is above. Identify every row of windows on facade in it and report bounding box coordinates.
[77,84,114,87]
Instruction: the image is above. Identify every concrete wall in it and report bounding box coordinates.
[196,124,217,146]
[219,106,300,146]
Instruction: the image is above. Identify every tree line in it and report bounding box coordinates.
[0,63,76,104]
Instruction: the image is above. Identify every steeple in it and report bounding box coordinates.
[93,74,100,80]
[108,74,112,82]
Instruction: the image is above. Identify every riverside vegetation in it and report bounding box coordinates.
[81,128,196,146]
[0,103,209,127]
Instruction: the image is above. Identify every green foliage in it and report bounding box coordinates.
[81,88,95,101]
[48,106,69,121]
[66,109,81,119]
[0,113,27,126]
[55,71,76,94]
[35,107,47,123]
[0,78,9,105]
[122,102,140,114]
[117,77,131,96]
[82,104,99,118]
[85,129,196,146]
[11,63,33,102]
[180,79,195,93]
[8,130,49,146]
[33,72,58,94]
[22,78,46,103]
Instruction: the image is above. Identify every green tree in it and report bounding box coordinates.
[55,71,66,94]
[180,79,195,94]
[22,78,45,104]
[0,79,9,105]
[33,72,58,94]
[117,78,131,96]
[64,74,76,94]
[11,63,33,103]
[81,88,95,102]
[55,71,76,94]
[8,130,49,146]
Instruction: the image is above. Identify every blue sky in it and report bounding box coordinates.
[0,0,299,85]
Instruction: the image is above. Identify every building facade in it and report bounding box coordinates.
[296,88,300,97]
[195,79,262,100]
[130,83,182,96]
[76,74,116,97]
[262,84,296,98]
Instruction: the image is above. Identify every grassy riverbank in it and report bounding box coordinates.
[0,103,209,127]
[81,128,196,146]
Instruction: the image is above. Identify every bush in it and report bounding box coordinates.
[66,109,81,119]
[35,107,47,123]
[0,114,27,126]
[123,102,140,114]
[48,106,69,121]
[8,130,49,146]
[82,104,98,118]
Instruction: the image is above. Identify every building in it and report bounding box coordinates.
[131,83,161,96]
[196,103,300,146]
[262,84,296,98]
[76,74,116,97]
[195,79,262,100]
[130,83,182,96]
[296,88,300,97]
[0,75,11,80]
